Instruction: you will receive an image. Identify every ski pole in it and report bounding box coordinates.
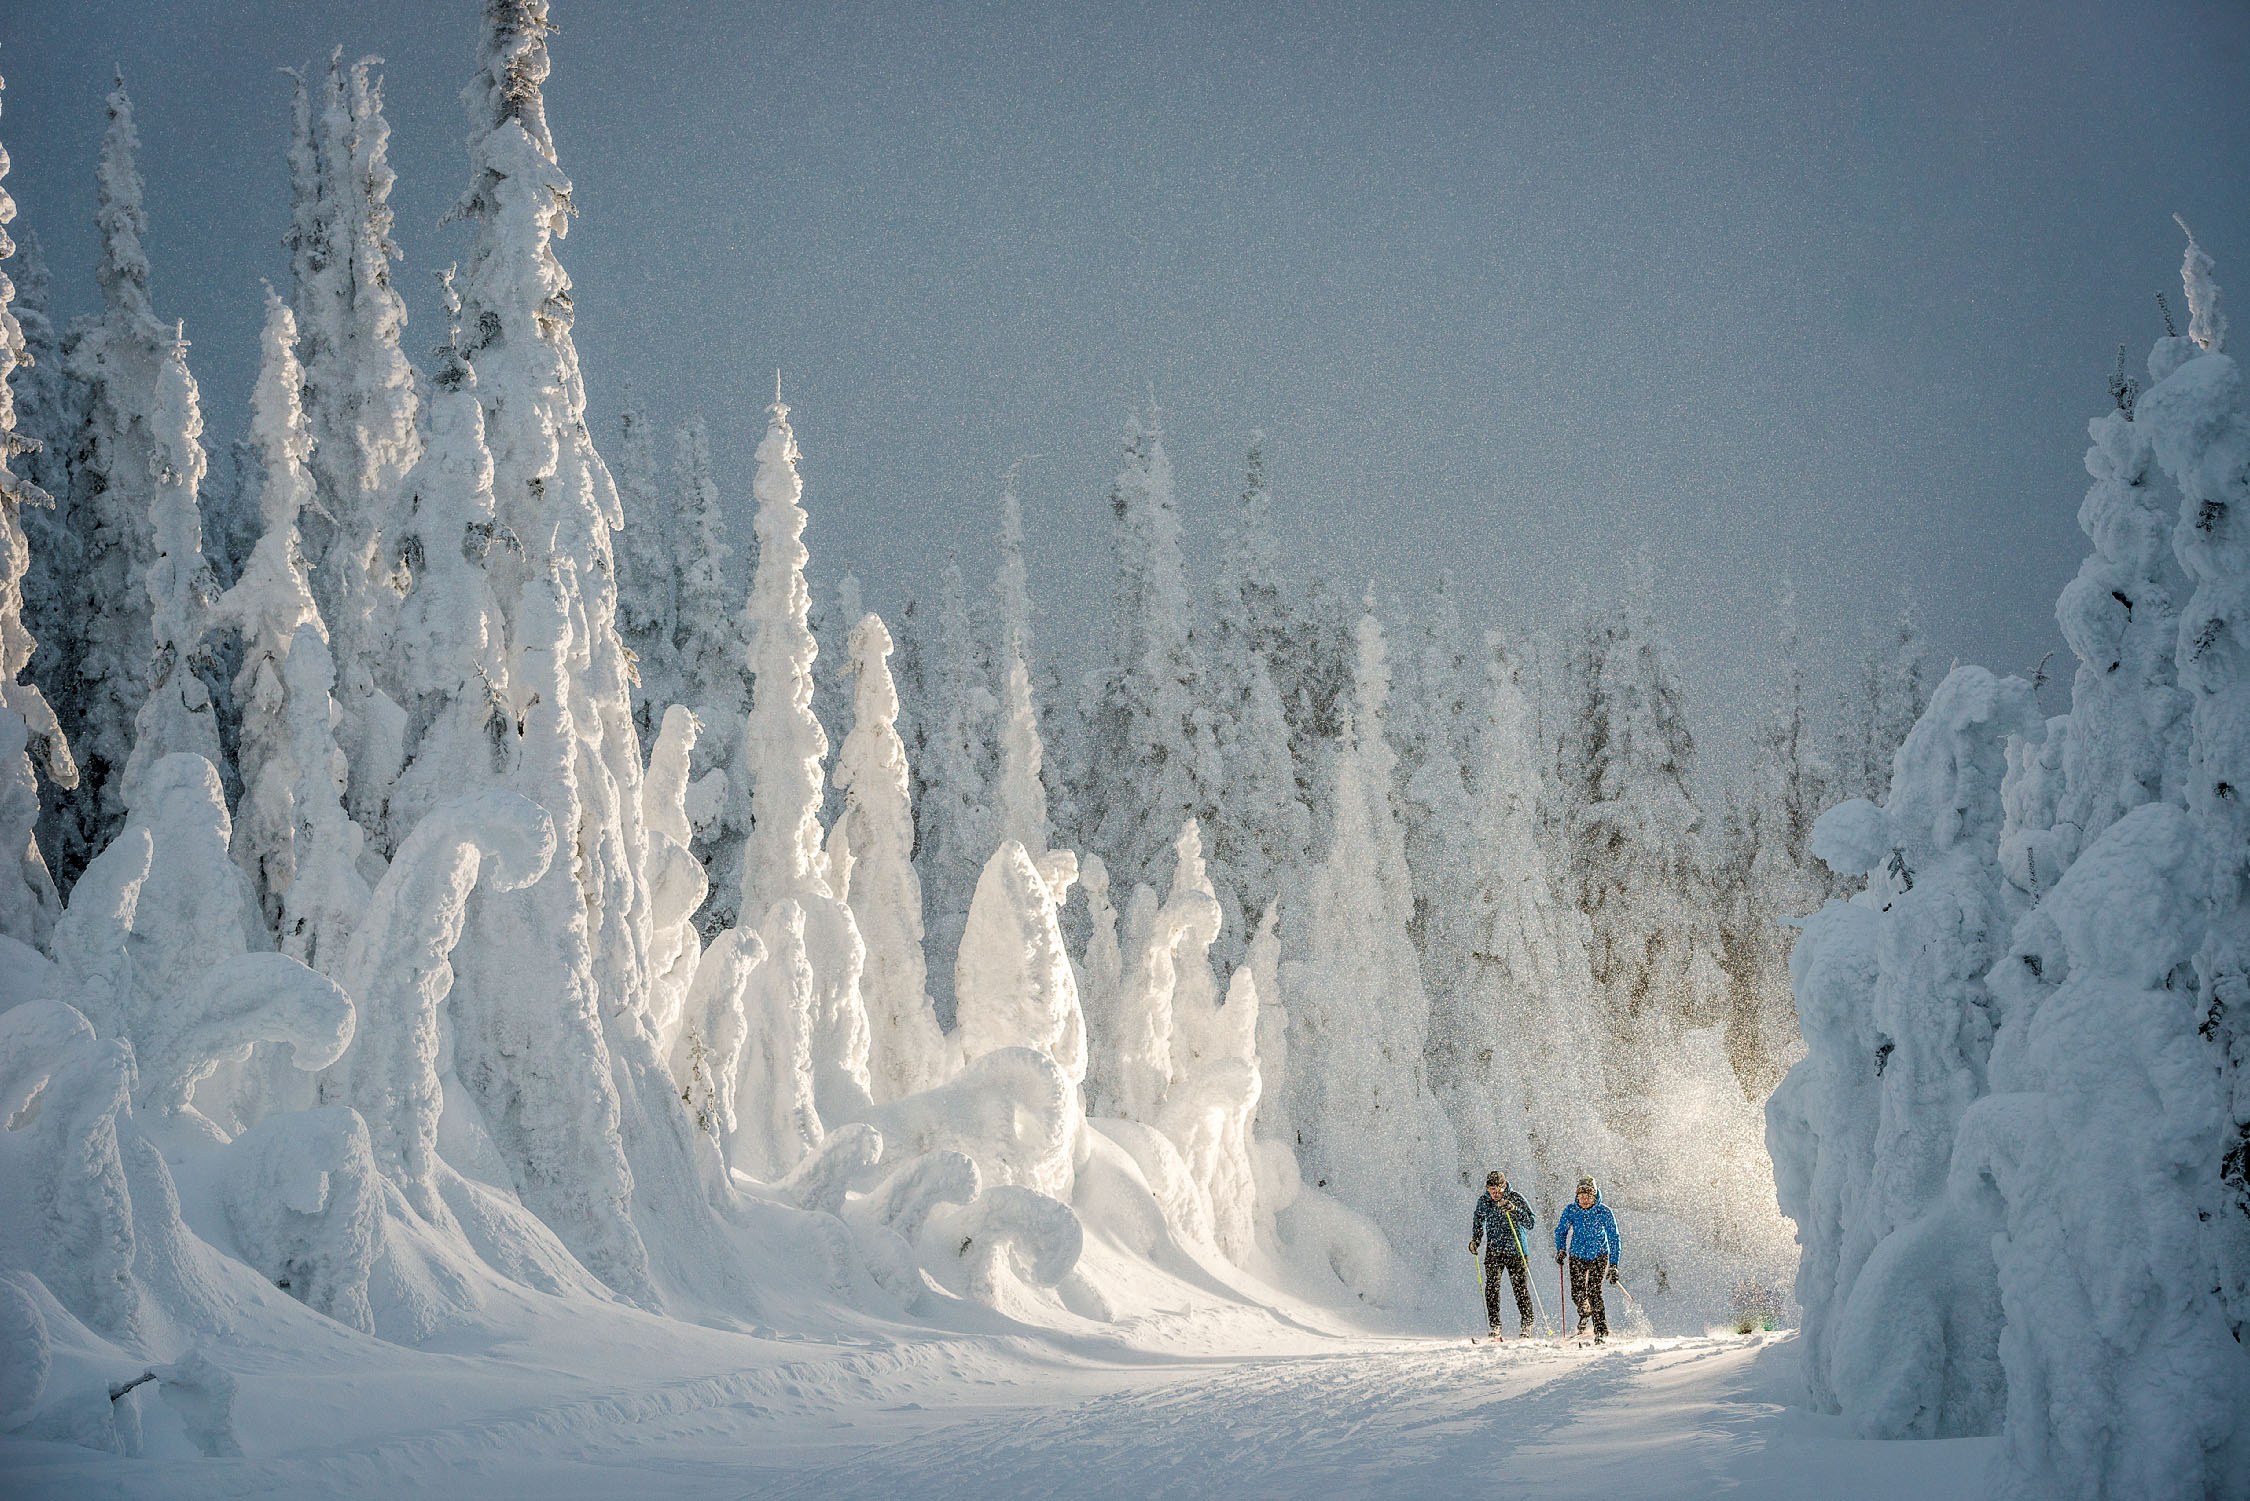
[1507,1214,1555,1337]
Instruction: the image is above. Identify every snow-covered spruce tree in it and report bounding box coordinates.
[1148,821,1265,1263]
[119,323,226,806]
[1716,584,1827,1097]
[612,392,679,746]
[14,230,83,784]
[291,54,418,843]
[210,290,323,931]
[1956,277,2250,1483]
[0,79,78,948]
[734,391,874,1123]
[1425,630,1609,1216]
[1961,802,2250,1497]
[2136,225,2250,1362]
[952,837,1086,1200]
[1393,572,1478,1036]
[1830,595,1930,812]
[1773,665,2040,1436]
[1080,407,1223,921]
[1201,437,1310,973]
[918,554,996,1023]
[51,78,174,882]
[831,611,950,1101]
[1282,600,1457,1288]
[810,568,857,822]
[384,268,514,847]
[1558,569,1728,1076]
[991,471,1051,860]
[1281,567,1357,847]
[444,0,752,1313]
[670,415,750,933]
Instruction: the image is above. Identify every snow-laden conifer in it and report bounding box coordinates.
[1778,666,2040,1434]
[119,324,226,806]
[1080,407,1221,903]
[919,554,996,1021]
[991,471,1050,859]
[1282,600,1457,1283]
[1831,597,1929,810]
[211,290,322,928]
[670,415,750,930]
[1202,438,1309,971]
[54,79,172,878]
[612,393,678,744]
[14,230,84,809]
[833,612,950,1101]
[444,0,739,1312]
[2137,230,2250,1362]
[384,268,513,846]
[733,391,873,1121]
[0,76,77,946]
[1716,585,1826,1096]
[1426,630,1609,1214]
[2012,355,2191,895]
[293,54,418,840]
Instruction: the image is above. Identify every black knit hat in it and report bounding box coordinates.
[1485,1170,1505,1187]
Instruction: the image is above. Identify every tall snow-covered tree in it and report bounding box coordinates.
[1283,600,1457,1283]
[52,77,173,883]
[0,76,79,946]
[1080,406,1221,906]
[291,53,418,841]
[443,0,743,1313]
[2036,358,2190,881]
[13,227,81,766]
[210,290,323,929]
[670,415,750,932]
[830,612,949,1101]
[612,392,679,744]
[991,471,1050,860]
[2139,229,2250,1351]
[384,268,514,847]
[1392,572,1477,1008]
[920,553,995,1022]
[1202,437,1309,971]
[734,390,873,1123]
[119,323,225,805]
[1831,595,1930,810]
[1716,584,1827,1096]
[1425,630,1610,1210]
[736,391,832,927]
[1558,567,1729,1054]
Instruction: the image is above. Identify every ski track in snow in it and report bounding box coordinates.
[3,1332,1999,1499]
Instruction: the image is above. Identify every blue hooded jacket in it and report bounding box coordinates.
[1554,1189,1622,1268]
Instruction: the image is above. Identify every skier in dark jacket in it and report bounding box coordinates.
[1470,1171,1536,1338]
[1553,1176,1622,1342]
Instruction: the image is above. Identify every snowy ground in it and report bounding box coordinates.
[2,1308,1998,1499]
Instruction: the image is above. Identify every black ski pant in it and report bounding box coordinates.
[1567,1255,1609,1336]
[1483,1249,1533,1332]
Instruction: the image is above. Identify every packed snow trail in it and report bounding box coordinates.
[1,1331,1997,1499]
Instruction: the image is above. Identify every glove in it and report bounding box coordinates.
[1554,1250,1565,1266]
[1606,1266,1620,1286]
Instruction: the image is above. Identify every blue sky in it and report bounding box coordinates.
[8,0,2247,779]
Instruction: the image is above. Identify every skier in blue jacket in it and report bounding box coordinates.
[1553,1176,1622,1342]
